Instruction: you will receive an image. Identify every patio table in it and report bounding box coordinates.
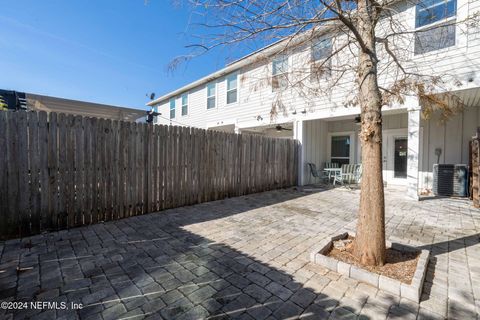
[323,167,341,182]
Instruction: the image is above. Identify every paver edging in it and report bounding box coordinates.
[310,232,429,302]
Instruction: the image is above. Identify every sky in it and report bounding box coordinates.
[0,0,253,110]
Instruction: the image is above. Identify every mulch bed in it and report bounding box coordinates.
[326,236,420,284]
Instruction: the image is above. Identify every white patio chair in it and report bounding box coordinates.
[324,162,339,169]
[333,164,362,186]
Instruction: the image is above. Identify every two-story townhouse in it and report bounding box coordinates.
[149,0,480,199]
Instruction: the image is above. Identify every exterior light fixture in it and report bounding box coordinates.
[354,115,361,125]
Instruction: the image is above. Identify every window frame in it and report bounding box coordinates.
[310,38,333,82]
[226,73,238,105]
[414,0,457,56]
[327,132,354,165]
[271,55,289,92]
[206,82,217,110]
[181,93,188,116]
[415,0,457,28]
[169,98,176,119]
[311,38,332,62]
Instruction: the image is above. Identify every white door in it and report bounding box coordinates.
[382,130,408,185]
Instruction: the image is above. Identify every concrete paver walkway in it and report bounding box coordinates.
[1,186,479,319]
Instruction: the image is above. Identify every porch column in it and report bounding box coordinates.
[407,98,421,200]
[293,120,305,186]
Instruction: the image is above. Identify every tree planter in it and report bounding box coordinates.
[310,232,429,302]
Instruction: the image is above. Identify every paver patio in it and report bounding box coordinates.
[1,186,479,319]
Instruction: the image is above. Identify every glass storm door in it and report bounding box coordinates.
[394,138,408,178]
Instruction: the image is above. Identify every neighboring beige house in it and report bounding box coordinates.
[27,93,146,122]
[0,89,146,122]
[148,0,480,199]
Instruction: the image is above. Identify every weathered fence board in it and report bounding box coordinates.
[7,113,19,236]
[0,112,8,236]
[0,110,299,239]
[18,111,29,235]
[48,113,58,229]
[27,112,40,234]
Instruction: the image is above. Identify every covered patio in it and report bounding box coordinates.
[299,110,411,189]
[299,87,480,200]
[1,187,479,319]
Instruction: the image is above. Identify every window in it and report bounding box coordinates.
[312,38,332,61]
[207,83,216,109]
[416,0,456,27]
[181,93,188,116]
[331,136,350,165]
[226,73,238,104]
[169,98,175,119]
[311,38,332,81]
[272,55,288,91]
[414,23,455,54]
[414,0,456,55]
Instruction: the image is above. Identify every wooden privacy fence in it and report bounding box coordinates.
[0,110,299,239]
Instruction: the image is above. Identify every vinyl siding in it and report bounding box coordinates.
[154,0,480,134]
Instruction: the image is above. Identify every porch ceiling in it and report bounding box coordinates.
[320,108,407,123]
[241,122,293,134]
[447,87,480,108]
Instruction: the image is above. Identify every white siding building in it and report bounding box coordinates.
[148,0,480,198]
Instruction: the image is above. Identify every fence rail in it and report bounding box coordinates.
[0,111,299,239]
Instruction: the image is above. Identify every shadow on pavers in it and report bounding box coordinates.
[1,188,477,319]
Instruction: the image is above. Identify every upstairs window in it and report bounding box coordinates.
[272,55,288,91]
[414,0,457,55]
[416,0,456,27]
[311,38,332,81]
[207,82,216,109]
[312,38,332,61]
[181,93,188,116]
[169,98,175,119]
[226,73,238,104]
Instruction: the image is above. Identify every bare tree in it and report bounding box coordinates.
[173,0,478,266]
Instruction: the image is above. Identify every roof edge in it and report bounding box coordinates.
[147,25,337,107]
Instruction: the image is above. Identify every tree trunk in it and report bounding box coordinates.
[353,0,386,266]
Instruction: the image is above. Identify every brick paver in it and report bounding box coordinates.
[1,186,479,319]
